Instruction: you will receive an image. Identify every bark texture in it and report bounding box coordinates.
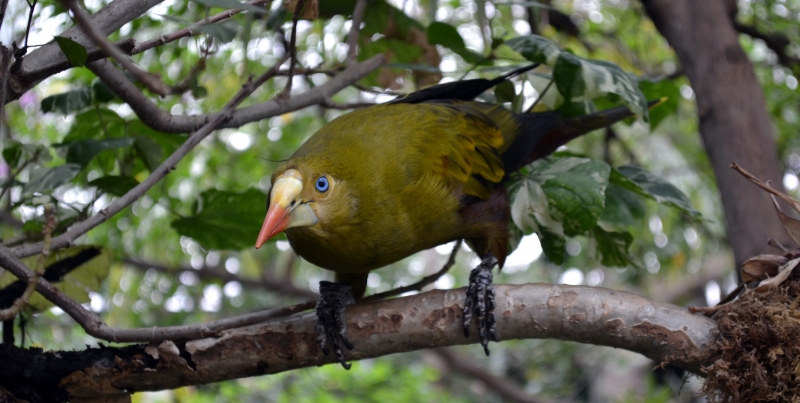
[641,0,790,269]
[0,284,716,402]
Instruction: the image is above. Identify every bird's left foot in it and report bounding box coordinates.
[316,281,355,369]
[462,254,499,355]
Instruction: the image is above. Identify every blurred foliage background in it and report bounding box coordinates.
[1,0,799,401]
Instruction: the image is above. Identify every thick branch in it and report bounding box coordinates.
[733,21,800,70]
[84,54,384,134]
[62,0,170,95]
[0,284,715,401]
[7,0,164,102]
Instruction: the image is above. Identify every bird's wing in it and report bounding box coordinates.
[421,101,513,200]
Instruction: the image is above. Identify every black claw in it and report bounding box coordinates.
[462,254,499,356]
[316,281,355,369]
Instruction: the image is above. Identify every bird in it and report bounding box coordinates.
[255,64,650,368]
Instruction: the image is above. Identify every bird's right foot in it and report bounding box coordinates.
[315,281,355,369]
[463,254,499,356]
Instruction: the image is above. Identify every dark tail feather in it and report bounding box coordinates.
[502,111,561,175]
[526,99,664,164]
[388,64,540,105]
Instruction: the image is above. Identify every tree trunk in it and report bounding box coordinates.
[641,0,789,270]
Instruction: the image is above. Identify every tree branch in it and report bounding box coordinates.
[733,21,800,70]
[6,0,164,102]
[432,347,552,403]
[0,207,55,321]
[346,0,367,62]
[0,242,316,343]
[0,284,716,401]
[122,257,318,300]
[83,54,384,134]
[132,0,271,55]
[364,239,461,302]
[11,54,384,259]
[62,0,170,95]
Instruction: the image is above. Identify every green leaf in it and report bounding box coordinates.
[591,227,636,267]
[427,21,486,64]
[0,246,113,311]
[533,157,611,236]
[554,53,649,121]
[88,175,139,196]
[129,121,185,170]
[510,178,566,264]
[63,109,127,142]
[506,35,562,65]
[133,136,163,172]
[192,0,268,13]
[22,164,82,195]
[196,20,239,43]
[191,83,208,99]
[54,36,87,68]
[598,183,646,232]
[494,80,516,103]
[63,138,134,167]
[2,143,21,168]
[613,165,701,217]
[639,78,680,129]
[41,87,92,114]
[427,22,466,51]
[171,189,267,250]
[266,7,289,31]
[508,34,649,120]
[92,81,117,103]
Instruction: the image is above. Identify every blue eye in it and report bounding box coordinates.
[315,176,329,192]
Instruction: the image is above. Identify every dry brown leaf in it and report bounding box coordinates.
[755,257,800,292]
[769,193,800,246]
[742,254,789,282]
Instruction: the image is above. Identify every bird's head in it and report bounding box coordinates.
[255,164,341,248]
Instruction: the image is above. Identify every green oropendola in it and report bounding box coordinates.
[255,64,648,368]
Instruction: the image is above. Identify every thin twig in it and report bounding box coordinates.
[0,243,314,342]
[280,0,306,98]
[432,347,551,403]
[132,0,272,54]
[23,0,37,51]
[0,206,55,321]
[525,78,553,113]
[346,0,368,62]
[364,240,462,302]
[122,257,318,300]
[62,0,170,95]
[0,147,39,205]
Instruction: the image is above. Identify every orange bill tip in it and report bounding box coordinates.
[255,204,289,248]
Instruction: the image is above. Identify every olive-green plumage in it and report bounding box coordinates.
[258,75,645,301]
[271,102,530,278]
